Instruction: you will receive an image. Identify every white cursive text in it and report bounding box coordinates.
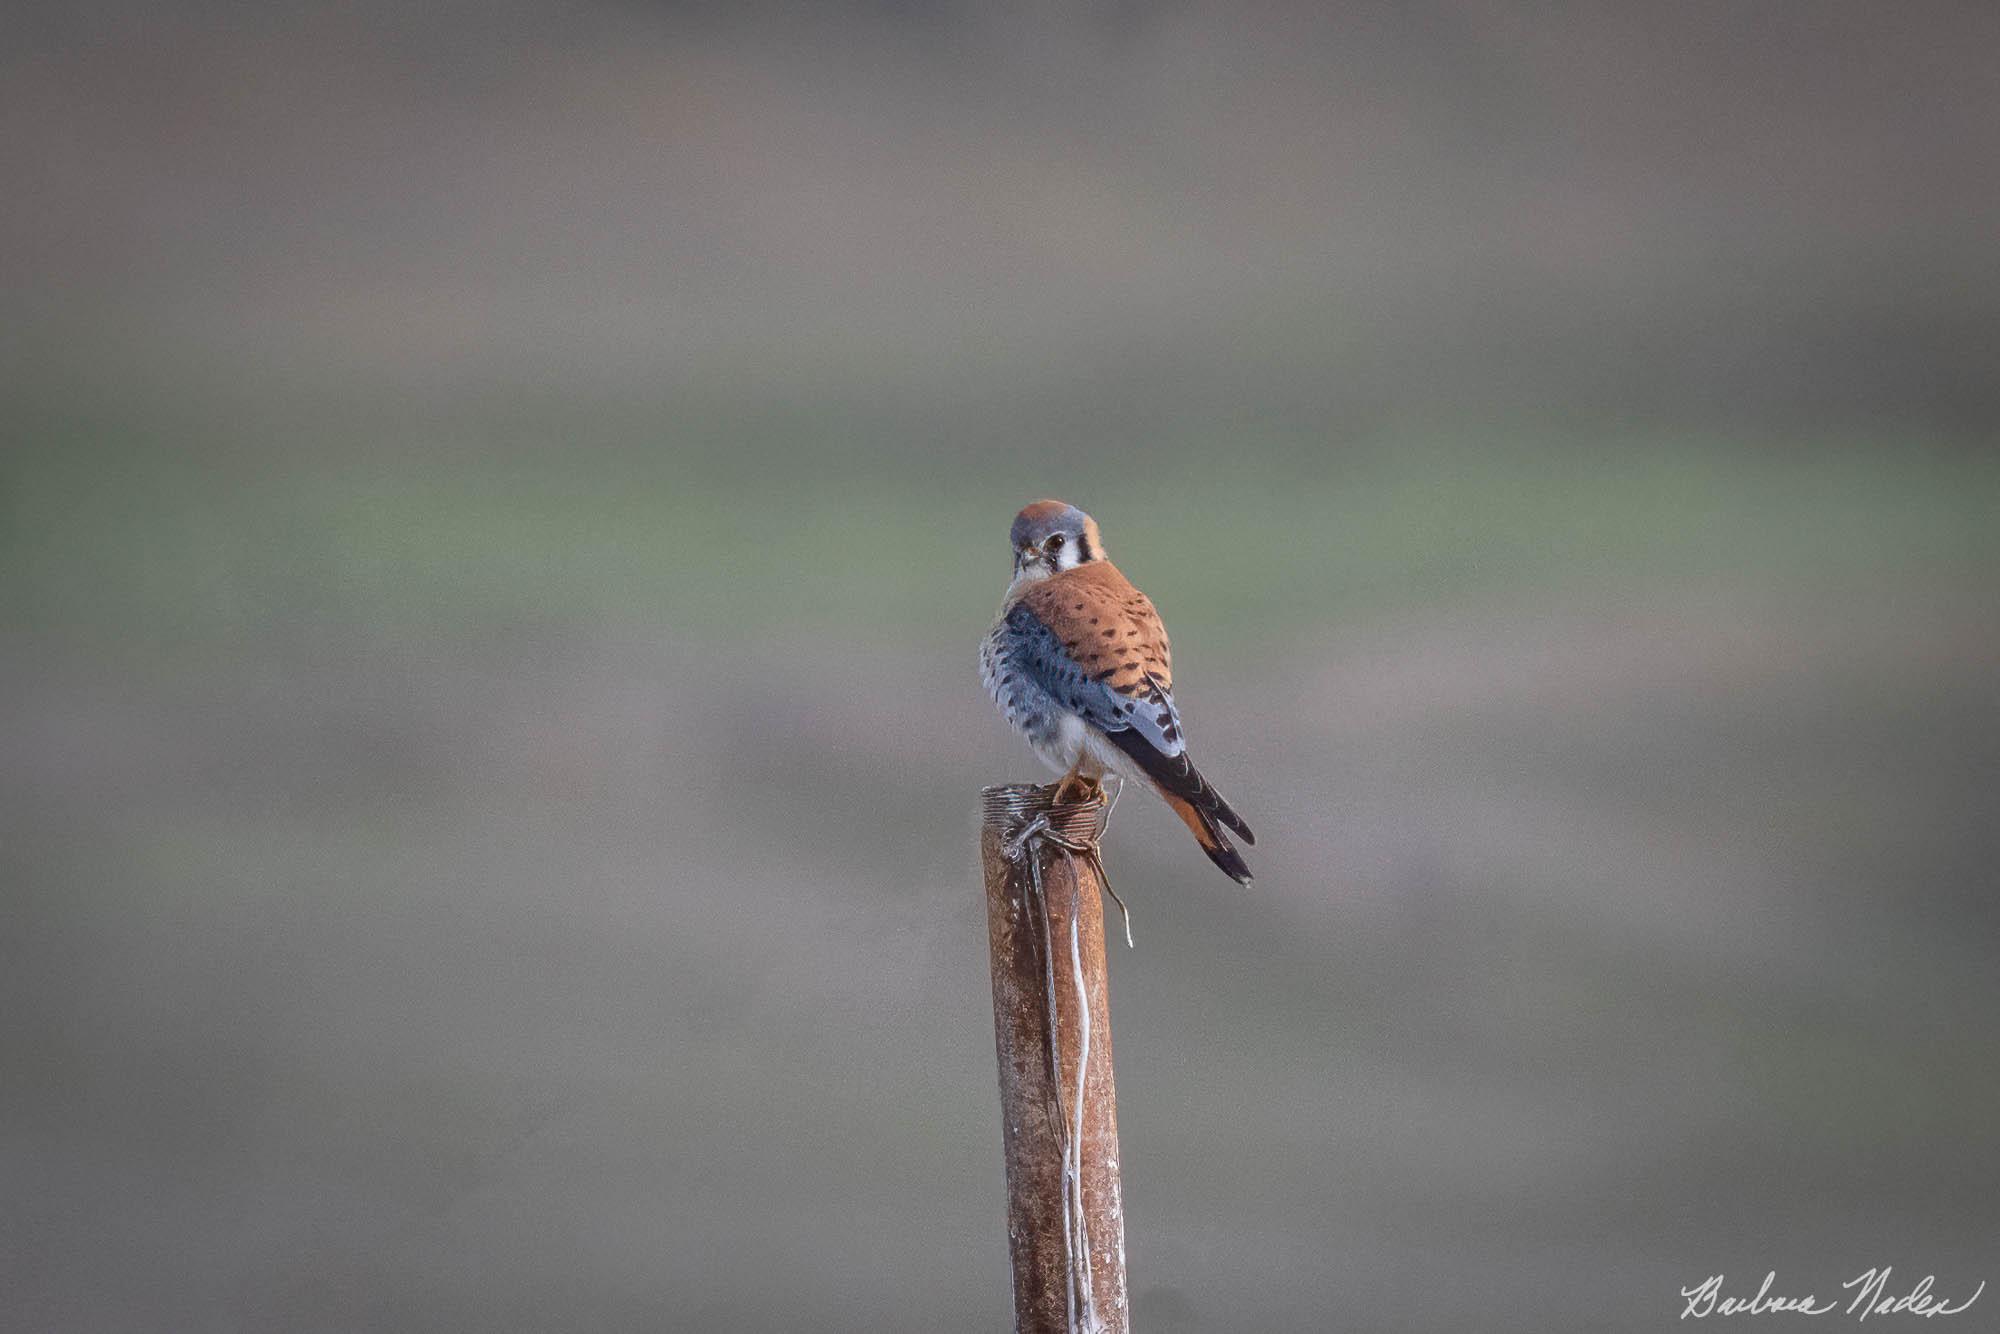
[1680,1269,1983,1321]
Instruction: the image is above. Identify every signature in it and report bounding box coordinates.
[1681,1269,1985,1320]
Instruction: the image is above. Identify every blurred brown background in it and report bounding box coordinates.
[3,3,1996,1330]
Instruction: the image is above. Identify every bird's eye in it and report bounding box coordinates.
[1046,534,1065,551]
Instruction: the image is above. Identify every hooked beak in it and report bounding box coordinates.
[1014,546,1044,573]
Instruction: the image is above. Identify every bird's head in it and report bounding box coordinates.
[1009,499,1104,582]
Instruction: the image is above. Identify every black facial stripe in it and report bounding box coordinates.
[1075,529,1095,562]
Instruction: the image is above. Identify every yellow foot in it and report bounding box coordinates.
[1050,772,1104,807]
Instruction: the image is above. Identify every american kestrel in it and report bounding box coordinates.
[981,499,1256,884]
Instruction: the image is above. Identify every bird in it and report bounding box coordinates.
[980,499,1256,884]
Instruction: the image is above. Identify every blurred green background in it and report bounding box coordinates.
[3,3,1997,1331]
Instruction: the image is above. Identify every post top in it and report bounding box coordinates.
[980,782,1111,846]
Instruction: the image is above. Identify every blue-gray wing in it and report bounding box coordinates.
[1000,602,1185,756]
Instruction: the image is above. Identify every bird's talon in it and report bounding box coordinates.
[1050,774,1103,808]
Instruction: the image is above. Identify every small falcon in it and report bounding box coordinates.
[980,499,1256,884]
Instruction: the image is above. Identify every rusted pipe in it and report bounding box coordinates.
[980,783,1128,1334]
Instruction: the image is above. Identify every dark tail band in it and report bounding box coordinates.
[1104,727,1255,884]
[1163,791,1254,884]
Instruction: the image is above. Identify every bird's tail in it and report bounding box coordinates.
[1103,726,1256,885]
[1160,788,1254,885]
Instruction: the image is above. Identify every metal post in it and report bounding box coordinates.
[980,783,1128,1334]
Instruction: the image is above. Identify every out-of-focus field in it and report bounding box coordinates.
[4,413,1996,1332]
[6,1,2000,1328]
